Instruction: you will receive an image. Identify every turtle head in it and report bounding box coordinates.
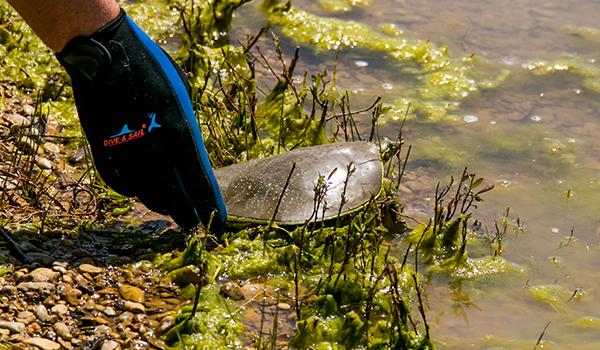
[379,137,401,163]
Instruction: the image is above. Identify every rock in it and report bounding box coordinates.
[16,135,43,154]
[27,322,42,335]
[96,325,112,335]
[57,338,72,350]
[180,266,203,285]
[22,104,36,116]
[220,282,244,300]
[33,304,49,322]
[4,113,31,128]
[78,264,103,276]
[119,284,145,303]
[155,315,175,336]
[277,302,292,310]
[52,265,67,274]
[57,284,82,306]
[102,306,117,317]
[74,273,89,286]
[143,299,167,310]
[36,156,53,169]
[123,301,145,314]
[0,285,15,295]
[17,282,55,295]
[82,299,96,311]
[29,268,61,283]
[50,304,68,315]
[16,310,36,325]
[62,274,74,284]
[53,322,73,340]
[0,321,25,333]
[117,311,134,323]
[45,315,59,324]
[23,337,61,350]
[158,277,173,289]
[100,340,120,350]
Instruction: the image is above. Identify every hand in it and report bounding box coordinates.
[56,9,227,231]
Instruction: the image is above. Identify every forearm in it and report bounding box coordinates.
[6,0,120,52]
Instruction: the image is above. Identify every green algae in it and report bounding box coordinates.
[320,0,372,14]
[267,3,509,122]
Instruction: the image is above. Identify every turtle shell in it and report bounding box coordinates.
[213,141,383,224]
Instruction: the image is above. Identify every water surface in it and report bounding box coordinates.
[230,0,600,348]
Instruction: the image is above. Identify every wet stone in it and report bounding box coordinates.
[36,157,53,170]
[0,285,15,295]
[78,264,103,276]
[17,282,55,296]
[50,304,68,315]
[57,285,82,306]
[158,277,173,289]
[57,338,72,350]
[74,274,89,286]
[23,337,61,350]
[100,339,120,350]
[117,311,134,323]
[28,268,61,283]
[119,285,145,303]
[123,301,145,314]
[17,310,36,325]
[53,322,72,340]
[33,304,49,322]
[102,306,117,317]
[4,113,31,128]
[155,315,175,336]
[220,282,244,300]
[52,265,67,274]
[277,302,292,310]
[0,321,26,333]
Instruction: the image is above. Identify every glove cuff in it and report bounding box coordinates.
[56,9,126,81]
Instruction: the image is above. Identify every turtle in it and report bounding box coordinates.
[213,141,384,225]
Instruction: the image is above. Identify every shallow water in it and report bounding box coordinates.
[228,0,600,348]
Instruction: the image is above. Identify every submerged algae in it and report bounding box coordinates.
[267,3,508,122]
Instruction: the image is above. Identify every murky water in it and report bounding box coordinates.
[229,0,600,348]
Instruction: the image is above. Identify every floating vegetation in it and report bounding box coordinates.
[266,2,509,122]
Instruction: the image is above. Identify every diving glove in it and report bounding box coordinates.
[56,9,227,230]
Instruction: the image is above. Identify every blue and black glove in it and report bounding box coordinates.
[56,9,227,231]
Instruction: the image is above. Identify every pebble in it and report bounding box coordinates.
[102,306,117,316]
[124,301,146,314]
[155,315,175,335]
[36,156,53,169]
[16,135,43,154]
[21,104,36,116]
[57,284,82,306]
[17,282,55,295]
[4,113,31,128]
[17,310,37,325]
[23,337,61,350]
[0,321,26,333]
[50,304,68,315]
[33,304,49,322]
[277,302,292,310]
[53,322,72,340]
[78,264,104,276]
[220,282,244,300]
[101,340,121,350]
[29,268,61,283]
[119,284,145,303]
